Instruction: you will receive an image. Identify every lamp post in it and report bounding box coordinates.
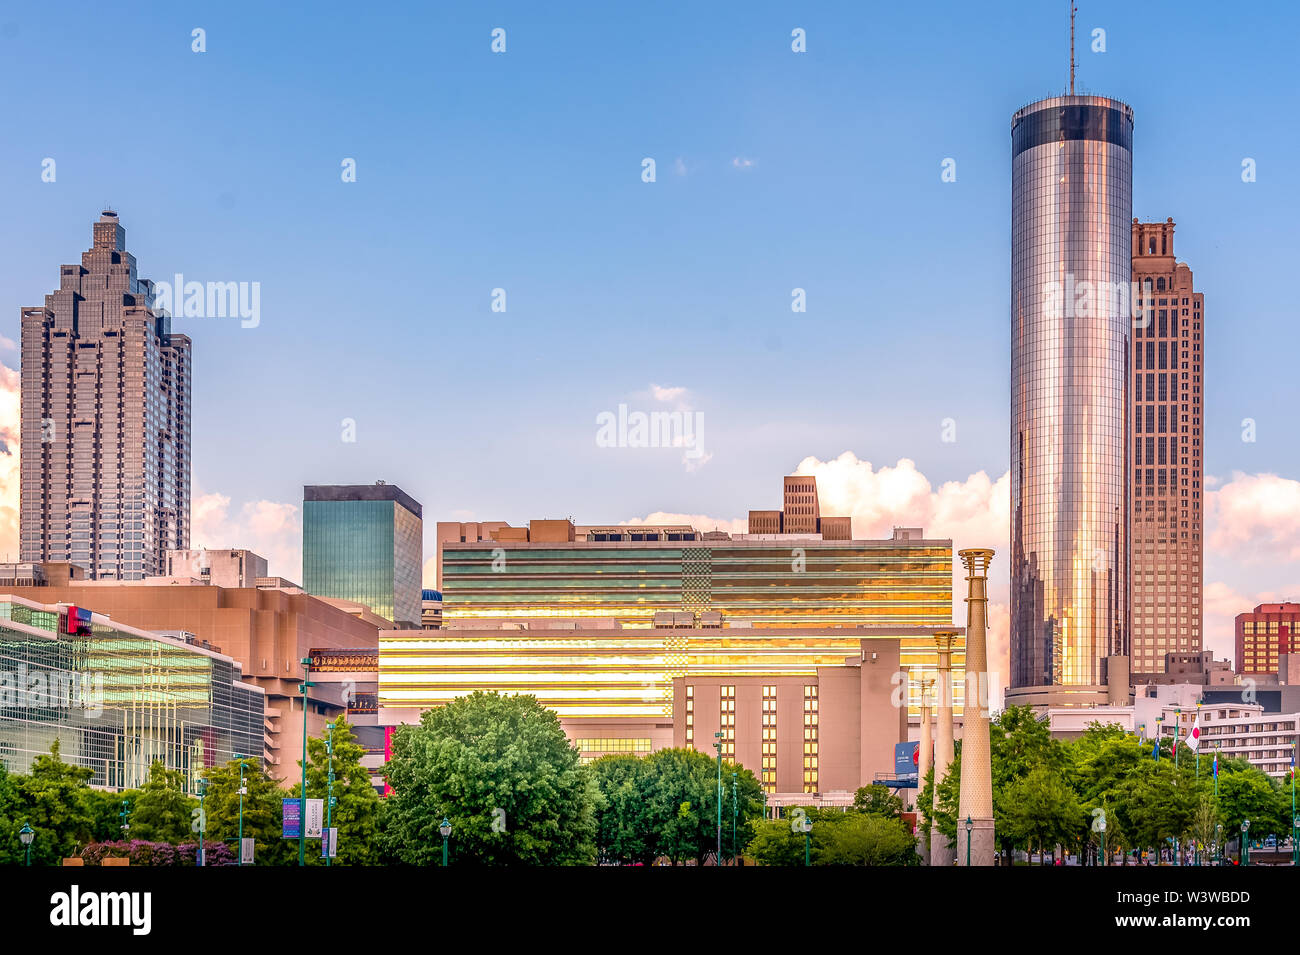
[801,816,812,866]
[325,722,336,867]
[964,816,973,868]
[1098,816,1107,867]
[439,817,452,867]
[712,731,723,865]
[197,778,208,867]
[18,824,34,866]
[297,657,315,867]
[1241,820,1250,866]
[118,799,131,838]
[731,772,738,862]
[1215,824,1222,866]
[1292,815,1299,868]
[234,753,248,866]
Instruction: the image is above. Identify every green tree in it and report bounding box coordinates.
[590,755,657,864]
[124,761,198,843]
[382,692,598,866]
[10,740,98,865]
[0,764,20,865]
[202,757,295,866]
[1000,764,1085,865]
[1070,726,1154,864]
[1189,794,1219,860]
[853,784,903,818]
[1216,764,1288,845]
[815,813,918,866]
[1124,760,1201,858]
[639,748,763,864]
[290,717,382,865]
[746,817,807,866]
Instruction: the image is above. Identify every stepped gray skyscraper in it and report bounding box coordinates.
[20,211,191,579]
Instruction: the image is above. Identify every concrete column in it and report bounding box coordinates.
[957,549,996,867]
[930,631,958,867]
[917,676,933,864]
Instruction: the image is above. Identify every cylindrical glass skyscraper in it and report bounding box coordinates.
[1010,95,1133,699]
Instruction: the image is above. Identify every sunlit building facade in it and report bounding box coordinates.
[378,621,925,792]
[1130,219,1204,677]
[1010,96,1134,706]
[1235,603,1300,676]
[438,522,956,686]
[0,596,263,791]
[303,483,423,628]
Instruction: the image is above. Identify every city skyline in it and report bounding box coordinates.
[2,1,1298,679]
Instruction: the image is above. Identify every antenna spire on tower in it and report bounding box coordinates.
[1070,1,1077,94]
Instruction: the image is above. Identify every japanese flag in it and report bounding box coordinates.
[1186,714,1203,752]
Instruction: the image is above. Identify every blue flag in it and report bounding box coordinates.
[1153,738,1160,761]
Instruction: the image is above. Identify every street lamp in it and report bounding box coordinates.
[196,778,209,867]
[964,815,973,868]
[118,799,131,837]
[1215,824,1222,866]
[18,824,34,866]
[712,731,723,865]
[325,722,337,867]
[1293,815,1299,868]
[1241,820,1250,866]
[297,657,315,867]
[439,817,452,867]
[1098,816,1107,867]
[731,771,738,862]
[801,816,813,867]
[233,753,248,867]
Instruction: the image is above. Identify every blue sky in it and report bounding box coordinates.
[1,1,1297,632]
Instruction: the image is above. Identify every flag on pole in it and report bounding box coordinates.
[1153,736,1160,761]
[1186,713,1203,752]
[1212,751,1219,778]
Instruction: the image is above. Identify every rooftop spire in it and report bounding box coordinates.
[1070,1,1077,94]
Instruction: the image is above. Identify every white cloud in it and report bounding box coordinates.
[191,489,301,581]
[0,359,19,561]
[649,383,688,406]
[1206,471,1300,564]
[621,511,749,536]
[794,453,1011,706]
[731,157,755,169]
[673,157,687,176]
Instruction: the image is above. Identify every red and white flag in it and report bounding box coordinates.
[1186,714,1203,752]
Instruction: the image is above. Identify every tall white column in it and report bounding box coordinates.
[957,549,996,866]
[930,631,958,867]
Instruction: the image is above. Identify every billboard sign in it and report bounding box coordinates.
[895,740,919,783]
[282,798,300,839]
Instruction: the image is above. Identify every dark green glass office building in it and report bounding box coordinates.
[303,483,423,628]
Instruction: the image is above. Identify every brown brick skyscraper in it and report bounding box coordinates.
[20,211,191,579]
[1130,219,1204,677]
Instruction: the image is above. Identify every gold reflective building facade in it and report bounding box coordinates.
[380,526,963,738]
[1010,96,1134,703]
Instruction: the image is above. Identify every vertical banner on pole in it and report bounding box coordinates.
[305,799,325,839]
